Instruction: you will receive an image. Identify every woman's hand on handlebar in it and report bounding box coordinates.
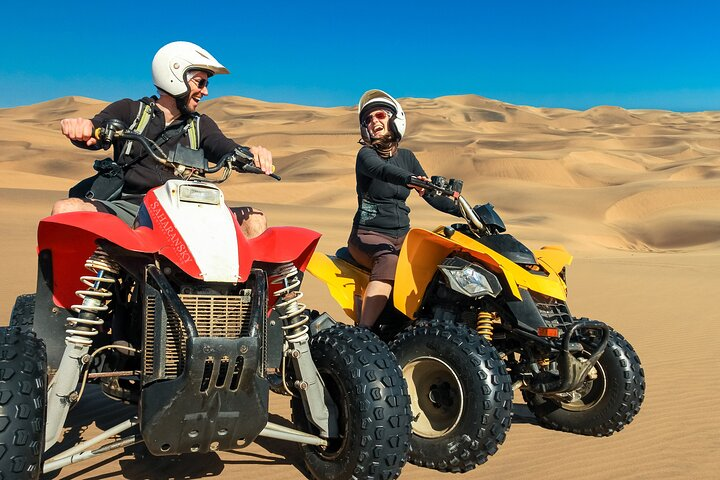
[408,175,431,196]
[408,175,462,198]
[60,118,97,147]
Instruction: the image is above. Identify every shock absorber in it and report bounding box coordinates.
[477,311,497,341]
[67,249,121,346]
[45,248,121,450]
[271,263,310,345]
[270,263,337,437]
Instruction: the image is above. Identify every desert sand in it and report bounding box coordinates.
[0,94,719,479]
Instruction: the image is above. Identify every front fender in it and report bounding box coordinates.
[394,228,504,317]
[38,212,165,309]
[535,245,573,276]
[247,226,321,273]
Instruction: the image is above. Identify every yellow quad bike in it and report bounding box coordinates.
[308,176,645,474]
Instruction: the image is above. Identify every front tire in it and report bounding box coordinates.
[291,324,411,480]
[523,329,645,436]
[390,319,513,473]
[0,327,47,480]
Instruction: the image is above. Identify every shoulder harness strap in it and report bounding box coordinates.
[123,101,154,156]
[187,113,200,150]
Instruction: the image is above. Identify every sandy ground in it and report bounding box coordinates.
[1,95,719,478]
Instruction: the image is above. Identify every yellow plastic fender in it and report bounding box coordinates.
[534,244,573,276]
[306,251,368,322]
[307,229,573,323]
[393,228,571,318]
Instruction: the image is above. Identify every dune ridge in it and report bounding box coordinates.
[3,94,719,251]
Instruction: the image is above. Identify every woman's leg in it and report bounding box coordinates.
[347,228,406,328]
[358,279,393,328]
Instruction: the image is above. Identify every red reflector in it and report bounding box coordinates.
[537,327,560,337]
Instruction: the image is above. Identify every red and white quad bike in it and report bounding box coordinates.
[0,120,411,480]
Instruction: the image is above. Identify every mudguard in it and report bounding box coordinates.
[38,212,165,309]
[534,244,573,276]
[306,252,368,322]
[37,211,321,311]
[248,226,321,273]
[394,228,569,318]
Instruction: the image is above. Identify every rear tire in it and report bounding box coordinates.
[390,319,513,473]
[523,329,645,436]
[291,324,411,480]
[0,327,47,480]
[9,294,35,329]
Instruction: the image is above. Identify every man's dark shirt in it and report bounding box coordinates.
[82,97,239,195]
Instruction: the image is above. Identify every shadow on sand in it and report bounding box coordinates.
[43,383,540,479]
[42,386,311,479]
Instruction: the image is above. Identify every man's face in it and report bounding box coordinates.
[185,71,209,112]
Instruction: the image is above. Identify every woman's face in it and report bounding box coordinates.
[363,108,392,139]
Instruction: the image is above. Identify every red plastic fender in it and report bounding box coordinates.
[247,226,321,308]
[247,226,322,273]
[38,211,321,310]
[37,212,166,309]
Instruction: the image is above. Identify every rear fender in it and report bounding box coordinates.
[306,252,368,322]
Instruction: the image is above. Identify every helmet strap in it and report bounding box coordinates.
[175,95,192,118]
[369,132,398,158]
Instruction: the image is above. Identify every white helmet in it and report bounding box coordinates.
[358,89,407,142]
[152,41,229,98]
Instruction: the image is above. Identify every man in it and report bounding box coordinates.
[54,41,273,238]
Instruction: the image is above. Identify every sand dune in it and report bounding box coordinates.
[0,94,719,479]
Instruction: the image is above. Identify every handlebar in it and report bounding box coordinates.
[408,175,492,236]
[229,146,281,180]
[94,120,281,182]
[408,175,462,198]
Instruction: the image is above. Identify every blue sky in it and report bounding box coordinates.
[4,1,720,111]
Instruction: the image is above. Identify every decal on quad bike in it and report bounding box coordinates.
[147,199,194,266]
[146,182,241,282]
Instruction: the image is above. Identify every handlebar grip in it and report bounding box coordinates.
[240,162,281,181]
[234,146,280,180]
[409,176,459,197]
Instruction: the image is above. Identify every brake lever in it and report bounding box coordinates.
[232,146,281,181]
[409,176,458,198]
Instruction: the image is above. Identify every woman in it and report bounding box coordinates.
[348,89,460,328]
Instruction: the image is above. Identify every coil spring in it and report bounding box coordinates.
[66,249,120,347]
[271,264,309,344]
[476,311,496,341]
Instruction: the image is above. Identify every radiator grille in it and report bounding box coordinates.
[530,291,573,328]
[144,291,252,378]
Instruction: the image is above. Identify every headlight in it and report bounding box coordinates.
[178,184,221,205]
[438,257,502,298]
